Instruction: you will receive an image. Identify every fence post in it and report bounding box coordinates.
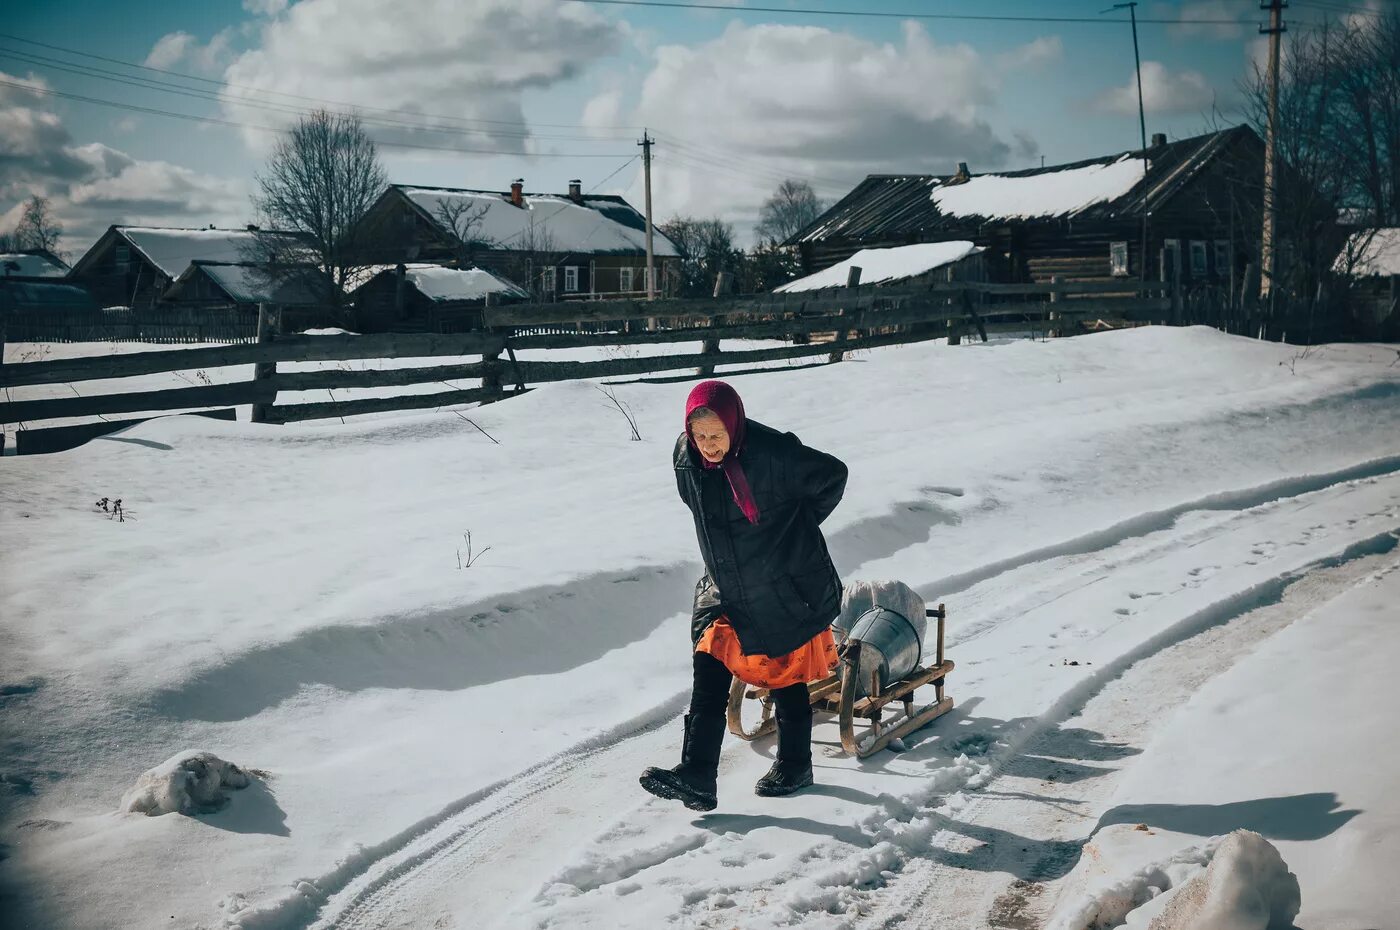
[0,295,6,455]
[698,272,731,377]
[829,266,860,363]
[1171,273,1184,326]
[1048,274,1060,338]
[480,291,503,401]
[250,302,279,424]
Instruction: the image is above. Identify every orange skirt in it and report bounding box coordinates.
[696,615,838,689]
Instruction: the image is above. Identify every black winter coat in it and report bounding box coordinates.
[674,419,848,657]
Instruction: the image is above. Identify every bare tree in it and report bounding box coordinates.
[252,109,388,315]
[14,195,63,254]
[497,218,563,300]
[754,179,825,246]
[433,198,493,267]
[659,216,743,296]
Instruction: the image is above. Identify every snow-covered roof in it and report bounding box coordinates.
[404,264,530,301]
[114,227,307,279]
[167,261,331,305]
[775,241,983,293]
[0,250,68,277]
[930,155,1148,221]
[398,187,679,258]
[1336,228,1400,277]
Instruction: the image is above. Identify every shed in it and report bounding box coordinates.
[352,263,530,333]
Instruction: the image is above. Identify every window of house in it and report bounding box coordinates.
[564,265,579,293]
[1214,240,1231,277]
[542,266,556,296]
[1161,239,1182,281]
[620,266,634,293]
[1110,241,1130,277]
[114,244,130,268]
[1190,241,1208,277]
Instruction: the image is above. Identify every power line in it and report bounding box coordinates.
[0,47,634,144]
[0,30,647,134]
[576,0,1263,25]
[0,77,635,158]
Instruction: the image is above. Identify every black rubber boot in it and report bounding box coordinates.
[756,684,814,797]
[639,713,724,811]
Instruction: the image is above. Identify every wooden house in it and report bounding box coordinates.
[354,181,682,300]
[1334,227,1399,339]
[163,260,334,308]
[350,264,530,333]
[67,225,310,309]
[787,127,1279,294]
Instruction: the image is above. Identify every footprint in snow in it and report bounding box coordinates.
[1114,608,1131,616]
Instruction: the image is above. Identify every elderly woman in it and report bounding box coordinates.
[640,380,848,811]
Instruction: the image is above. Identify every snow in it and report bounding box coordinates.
[930,155,1148,220]
[1,326,1399,929]
[121,751,254,817]
[118,227,304,280]
[402,264,529,302]
[401,188,680,257]
[1336,227,1400,277]
[773,242,982,293]
[0,251,67,277]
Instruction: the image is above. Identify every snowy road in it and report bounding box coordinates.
[305,463,1400,930]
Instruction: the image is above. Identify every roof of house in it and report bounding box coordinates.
[775,241,983,293]
[353,263,531,302]
[71,226,311,280]
[0,278,99,312]
[165,260,333,305]
[0,249,69,278]
[789,126,1258,245]
[1336,228,1400,277]
[391,185,681,258]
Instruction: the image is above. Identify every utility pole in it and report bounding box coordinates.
[639,130,656,300]
[1110,2,1150,281]
[1259,0,1286,307]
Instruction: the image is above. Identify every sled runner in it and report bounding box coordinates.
[727,600,954,759]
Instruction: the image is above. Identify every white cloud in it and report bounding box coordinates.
[1169,1,1246,40]
[597,21,1024,233]
[0,70,250,253]
[219,0,623,153]
[1092,61,1216,116]
[144,29,236,75]
[996,36,1063,70]
[242,0,289,14]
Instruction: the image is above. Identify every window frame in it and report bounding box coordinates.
[1189,240,1208,277]
[619,266,634,293]
[542,266,556,296]
[564,265,579,293]
[1110,241,1130,277]
[1161,238,1182,281]
[1214,240,1231,277]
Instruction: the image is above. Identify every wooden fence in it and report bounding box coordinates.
[0,277,1293,454]
[5,304,261,345]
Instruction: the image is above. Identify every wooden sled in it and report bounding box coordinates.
[726,604,955,758]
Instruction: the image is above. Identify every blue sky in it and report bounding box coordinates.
[0,0,1355,252]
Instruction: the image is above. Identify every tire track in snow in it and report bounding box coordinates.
[232,466,1400,930]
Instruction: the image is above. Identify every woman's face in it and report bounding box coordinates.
[689,413,730,463]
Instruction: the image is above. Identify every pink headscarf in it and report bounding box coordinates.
[685,380,760,525]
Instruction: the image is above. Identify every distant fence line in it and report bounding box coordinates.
[0,278,1378,455]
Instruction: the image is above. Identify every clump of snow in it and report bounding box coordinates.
[1145,830,1301,930]
[930,155,1147,220]
[120,750,253,816]
[774,242,982,293]
[1050,829,1300,930]
[835,579,926,638]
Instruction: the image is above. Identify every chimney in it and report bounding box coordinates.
[951,162,971,184]
[510,178,524,207]
[1151,132,1166,149]
[246,223,259,232]
[568,179,583,203]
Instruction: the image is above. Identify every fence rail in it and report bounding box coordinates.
[4,277,1358,454]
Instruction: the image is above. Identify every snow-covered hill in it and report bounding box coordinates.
[1,327,1397,929]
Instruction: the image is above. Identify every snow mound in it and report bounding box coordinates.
[1145,830,1301,930]
[121,750,254,816]
[1050,828,1300,930]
